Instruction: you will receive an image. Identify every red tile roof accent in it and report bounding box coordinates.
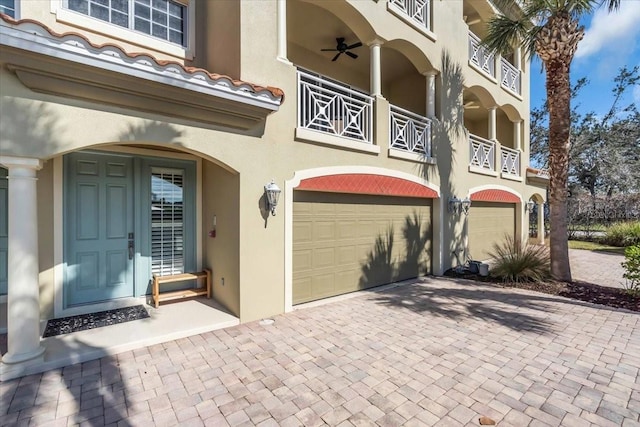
[470,189,520,203]
[0,13,284,101]
[297,174,438,198]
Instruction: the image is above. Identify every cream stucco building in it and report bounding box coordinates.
[0,0,548,380]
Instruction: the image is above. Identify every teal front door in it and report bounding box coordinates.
[64,152,197,307]
[65,153,135,306]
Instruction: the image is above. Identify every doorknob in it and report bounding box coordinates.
[128,232,134,260]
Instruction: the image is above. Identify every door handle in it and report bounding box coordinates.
[128,240,134,260]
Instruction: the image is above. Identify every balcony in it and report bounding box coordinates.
[500,58,521,95]
[500,146,521,179]
[387,0,434,39]
[297,70,374,148]
[389,104,432,159]
[469,133,522,179]
[468,32,495,79]
[469,134,496,173]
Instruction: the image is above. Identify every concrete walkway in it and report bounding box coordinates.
[1,278,638,427]
[570,249,627,289]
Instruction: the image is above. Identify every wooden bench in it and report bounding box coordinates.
[152,269,211,308]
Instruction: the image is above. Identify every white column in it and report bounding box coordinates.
[276,0,289,62]
[488,106,497,141]
[0,157,45,366]
[369,41,382,97]
[537,201,545,245]
[514,46,522,70]
[424,71,437,118]
[514,119,522,150]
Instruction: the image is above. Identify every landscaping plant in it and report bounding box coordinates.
[488,235,551,283]
[621,244,640,296]
[603,221,640,247]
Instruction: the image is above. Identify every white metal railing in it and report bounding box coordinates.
[537,168,550,178]
[501,58,521,95]
[389,104,432,157]
[297,70,373,143]
[501,146,521,177]
[469,134,495,171]
[468,32,495,78]
[388,0,431,31]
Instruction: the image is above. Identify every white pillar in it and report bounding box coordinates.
[488,106,497,141]
[276,0,289,62]
[514,46,522,70]
[513,119,522,150]
[0,157,45,367]
[424,71,437,118]
[369,41,382,97]
[537,201,545,245]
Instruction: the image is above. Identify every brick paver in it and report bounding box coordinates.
[1,277,639,426]
[570,249,626,289]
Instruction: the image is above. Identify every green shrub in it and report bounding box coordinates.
[602,221,640,247]
[488,235,550,283]
[621,244,640,296]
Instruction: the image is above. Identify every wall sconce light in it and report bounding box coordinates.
[525,200,535,213]
[449,197,471,215]
[264,180,281,216]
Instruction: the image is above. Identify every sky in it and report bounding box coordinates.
[529,0,640,116]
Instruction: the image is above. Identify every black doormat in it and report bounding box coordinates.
[43,305,150,338]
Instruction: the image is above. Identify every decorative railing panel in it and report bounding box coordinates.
[501,58,521,95]
[469,134,495,171]
[501,146,521,177]
[389,105,432,157]
[468,32,495,78]
[388,0,430,31]
[297,70,373,143]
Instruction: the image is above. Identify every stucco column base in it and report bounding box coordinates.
[0,348,45,381]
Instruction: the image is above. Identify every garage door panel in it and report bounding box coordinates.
[469,202,515,261]
[313,248,335,268]
[293,191,432,304]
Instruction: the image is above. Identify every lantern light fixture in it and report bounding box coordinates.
[264,180,281,216]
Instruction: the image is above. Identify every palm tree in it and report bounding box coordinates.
[483,0,620,282]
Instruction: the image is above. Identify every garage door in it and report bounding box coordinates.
[468,202,515,261]
[293,191,432,304]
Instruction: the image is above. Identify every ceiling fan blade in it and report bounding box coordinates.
[336,37,345,45]
[347,41,363,50]
[345,51,358,59]
[321,48,339,51]
[332,52,342,61]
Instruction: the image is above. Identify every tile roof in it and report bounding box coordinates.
[470,189,520,203]
[297,174,438,198]
[0,13,284,102]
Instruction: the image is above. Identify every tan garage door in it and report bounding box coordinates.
[293,191,432,304]
[468,202,515,261]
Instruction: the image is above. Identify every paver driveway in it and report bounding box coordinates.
[1,278,639,426]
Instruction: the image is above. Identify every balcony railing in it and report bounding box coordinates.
[501,146,521,177]
[469,134,495,172]
[500,58,521,95]
[468,32,495,78]
[388,0,431,31]
[297,70,373,143]
[389,105,432,157]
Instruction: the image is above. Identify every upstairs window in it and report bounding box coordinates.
[67,0,186,46]
[0,0,16,18]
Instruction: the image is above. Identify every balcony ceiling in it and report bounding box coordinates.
[287,0,418,88]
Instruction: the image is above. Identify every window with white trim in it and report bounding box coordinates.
[151,168,185,276]
[0,0,16,18]
[66,0,186,46]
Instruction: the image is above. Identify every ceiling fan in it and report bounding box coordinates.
[321,37,363,62]
[463,101,480,109]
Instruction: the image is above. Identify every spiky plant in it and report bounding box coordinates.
[489,235,551,283]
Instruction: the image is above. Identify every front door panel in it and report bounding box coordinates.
[65,153,134,306]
